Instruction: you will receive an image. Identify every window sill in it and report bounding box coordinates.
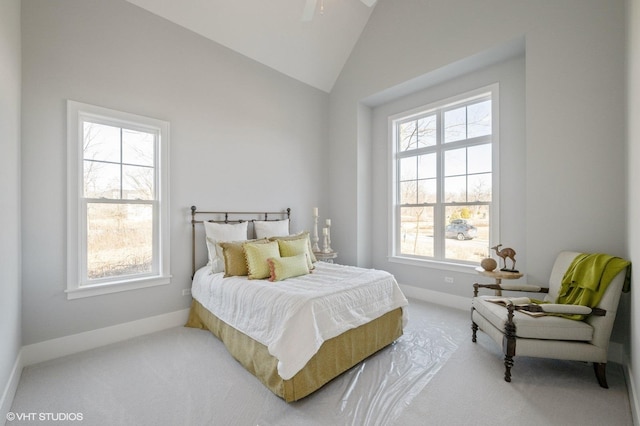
[66,275,172,300]
[388,255,479,275]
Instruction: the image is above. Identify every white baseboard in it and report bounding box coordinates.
[400,283,628,367]
[21,308,190,367]
[1,349,23,425]
[405,283,638,423]
[622,353,640,426]
[4,292,639,424]
[399,283,470,311]
[1,308,189,421]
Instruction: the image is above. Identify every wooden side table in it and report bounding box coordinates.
[474,266,523,296]
[314,251,337,263]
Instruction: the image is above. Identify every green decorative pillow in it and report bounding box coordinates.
[270,232,317,263]
[277,237,314,270]
[244,240,280,280]
[219,239,268,277]
[267,254,310,282]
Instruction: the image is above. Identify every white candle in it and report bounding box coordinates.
[326,218,331,226]
[313,207,318,217]
[323,227,328,235]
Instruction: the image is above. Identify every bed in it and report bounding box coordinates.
[185,206,408,402]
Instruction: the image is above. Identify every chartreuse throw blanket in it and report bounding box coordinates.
[556,253,631,320]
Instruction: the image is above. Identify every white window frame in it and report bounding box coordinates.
[66,100,171,299]
[388,85,500,269]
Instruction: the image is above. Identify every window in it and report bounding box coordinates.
[67,101,170,299]
[390,86,497,266]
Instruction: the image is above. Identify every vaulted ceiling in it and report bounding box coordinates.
[125,0,377,92]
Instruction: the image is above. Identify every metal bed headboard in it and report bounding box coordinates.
[190,205,291,278]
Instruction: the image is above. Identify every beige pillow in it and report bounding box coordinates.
[219,239,267,277]
[270,232,317,263]
[244,240,280,280]
[267,254,310,282]
[277,237,314,270]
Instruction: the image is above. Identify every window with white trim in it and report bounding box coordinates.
[67,101,170,299]
[390,86,497,265]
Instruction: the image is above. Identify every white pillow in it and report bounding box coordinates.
[203,221,248,273]
[254,219,290,239]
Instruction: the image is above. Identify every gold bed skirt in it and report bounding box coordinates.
[185,299,404,402]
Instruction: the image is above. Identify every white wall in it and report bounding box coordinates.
[21,0,329,345]
[627,0,640,419]
[13,0,633,400]
[0,0,22,413]
[329,0,626,295]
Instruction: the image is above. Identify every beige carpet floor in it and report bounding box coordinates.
[9,299,632,425]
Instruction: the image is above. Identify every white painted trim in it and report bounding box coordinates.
[399,283,470,311]
[5,294,635,423]
[387,84,500,265]
[623,353,640,426]
[66,100,171,300]
[21,308,190,366]
[1,349,24,424]
[65,275,171,300]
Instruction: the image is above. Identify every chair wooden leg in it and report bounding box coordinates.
[502,304,517,383]
[503,334,516,383]
[504,355,513,382]
[471,307,478,342]
[594,363,609,388]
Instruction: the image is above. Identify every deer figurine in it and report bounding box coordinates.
[491,244,517,271]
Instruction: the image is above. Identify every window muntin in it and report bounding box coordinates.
[82,122,157,282]
[392,88,496,265]
[399,114,437,150]
[67,101,170,298]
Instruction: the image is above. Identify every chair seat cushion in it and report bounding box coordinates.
[472,296,594,341]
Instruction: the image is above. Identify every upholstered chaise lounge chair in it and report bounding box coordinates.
[471,251,630,388]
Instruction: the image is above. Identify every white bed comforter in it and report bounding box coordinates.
[191,262,408,380]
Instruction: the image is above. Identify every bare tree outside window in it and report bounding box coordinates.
[67,100,170,299]
[82,121,156,280]
[393,90,495,264]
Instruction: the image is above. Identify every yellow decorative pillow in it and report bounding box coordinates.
[219,239,268,277]
[267,254,310,282]
[244,240,280,280]
[277,238,314,270]
[270,232,317,263]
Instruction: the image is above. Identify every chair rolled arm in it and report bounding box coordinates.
[498,284,547,292]
[474,283,502,297]
[516,304,606,316]
[473,283,550,297]
[474,283,502,291]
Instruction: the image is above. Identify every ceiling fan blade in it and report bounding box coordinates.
[302,0,318,21]
[360,0,377,6]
